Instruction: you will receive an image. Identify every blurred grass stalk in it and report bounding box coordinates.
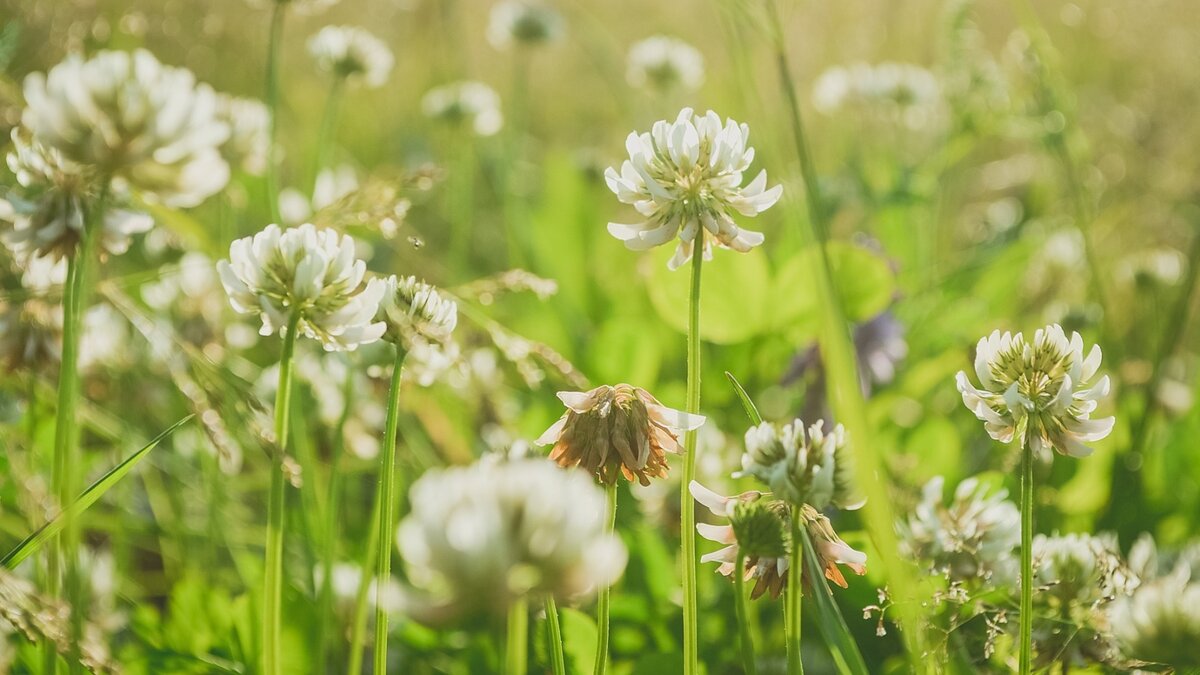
[544,596,567,675]
[786,516,805,675]
[733,553,758,675]
[680,251,704,675]
[316,363,356,671]
[264,2,286,224]
[593,482,618,675]
[1019,431,1033,674]
[506,597,529,675]
[373,347,409,673]
[761,0,928,666]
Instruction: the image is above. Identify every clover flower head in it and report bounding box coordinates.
[626,35,705,93]
[217,223,385,351]
[956,325,1115,458]
[308,26,394,88]
[812,61,944,130]
[421,81,504,136]
[604,108,781,270]
[739,418,863,510]
[487,1,564,50]
[21,49,230,207]
[901,476,1019,586]
[398,459,627,616]
[536,384,705,486]
[215,94,270,175]
[375,275,457,346]
[0,296,62,370]
[1110,568,1200,669]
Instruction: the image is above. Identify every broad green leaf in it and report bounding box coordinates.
[588,317,663,387]
[903,417,963,486]
[645,246,771,344]
[771,242,896,336]
[1,415,193,568]
[800,529,871,675]
[558,607,598,675]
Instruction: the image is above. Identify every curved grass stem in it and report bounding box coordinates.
[507,596,529,675]
[593,482,618,675]
[544,595,566,675]
[681,249,704,675]
[373,346,408,673]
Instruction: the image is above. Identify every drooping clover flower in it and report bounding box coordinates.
[956,325,1115,458]
[690,482,866,599]
[626,36,705,93]
[3,128,152,261]
[604,108,782,270]
[739,418,864,511]
[421,81,504,137]
[22,49,230,207]
[535,384,705,486]
[215,94,270,175]
[397,459,627,616]
[812,62,944,131]
[374,275,458,348]
[901,476,1020,586]
[486,1,564,50]
[1109,565,1200,669]
[308,26,395,88]
[217,223,385,351]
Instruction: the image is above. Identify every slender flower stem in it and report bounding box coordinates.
[506,597,529,675]
[347,490,381,675]
[264,308,301,675]
[373,346,408,673]
[786,513,805,675]
[316,361,355,672]
[264,2,286,224]
[734,553,758,675]
[312,77,345,193]
[593,482,618,675]
[681,249,704,675]
[1019,433,1034,675]
[544,596,566,675]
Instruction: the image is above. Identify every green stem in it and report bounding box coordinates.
[373,346,408,673]
[264,2,286,224]
[347,490,381,675]
[681,248,704,675]
[264,309,301,675]
[734,553,758,675]
[506,596,529,675]
[1019,433,1034,675]
[593,482,618,675]
[317,361,355,671]
[786,513,805,675]
[544,595,566,675]
[312,77,344,194]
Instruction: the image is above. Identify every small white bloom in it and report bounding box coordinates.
[901,476,1020,586]
[626,36,704,93]
[604,108,782,270]
[1110,568,1200,668]
[308,26,394,88]
[398,459,627,615]
[279,165,359,225]
[217,223,385,351]
[739,419,863,511]
[22,49,230,207]
[216,94,270,175]
[956,324,1115,458]
[247,0,340,14]
[812,62,943,131]
[421,81,504,136]
[375,275,457,347]
[487,1,564,50]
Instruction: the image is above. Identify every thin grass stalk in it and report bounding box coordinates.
[317,363,355,671]
[734,552,758,675]
[313,77,344,193]
[786,513,805,675]
[1019,432,1033,675]
[762,0,926,665]
[264,309,301,675]
[264,2,286,224]
[373,346,408,673]
[681,249,704,675]
[507,596,529,675]
[593,482,618,675]
[347,490,381,675]
[544,595,566,675]
[503,49,530,268]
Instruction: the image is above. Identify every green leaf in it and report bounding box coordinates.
[800,529,871,675]
[771,242,896,335]
[1,415,193,569]
[645,246,771,344]
[725,371,764,425]
[558,607,598,675]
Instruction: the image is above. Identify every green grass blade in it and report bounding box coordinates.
[2,415,194,569]
[799,528,871,675]
[724,371,764,425]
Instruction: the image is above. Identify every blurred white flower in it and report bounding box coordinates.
[421,81,504,136]
[279,165,359,224]
[1110,564,1200,668]
[216,94,270,175]
[0,296,61,369]
[398,459,627,616]
[812,62,944,131]
[79,303,129,371]
[248,0,340,14]
[901,476,1020,586]
[308,26,394,88]
[217,223,385,351]
[626,35,704,93]
[313,563,403,615]
[22,49,230,207]
[604,108,781,270]
[487,1,564,50]
[375,275,457,347]
[956,325,1115,458]
[739,418,863,511]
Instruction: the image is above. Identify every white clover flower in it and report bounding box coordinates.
[604,108,782,270]
[313,563,402,615]
[247,0,340,14]
[812,62,944,131]
[215,94,269,175]
[217,223,385,351]
[374,275,457,348]
[1110,569,1200,668]
[487,1,564,50]
[956,325,1115,458]
[279,165,361,225]
[308,26,394,88]
[22,49,230,207]
[901,476,1020,586]
[3,129,153,262]
[626,36,705,93]
[421,81,504,137]
[739,419,863,511]
[398,459,627,615]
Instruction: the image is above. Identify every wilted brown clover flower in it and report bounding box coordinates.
[535,384,705,485]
